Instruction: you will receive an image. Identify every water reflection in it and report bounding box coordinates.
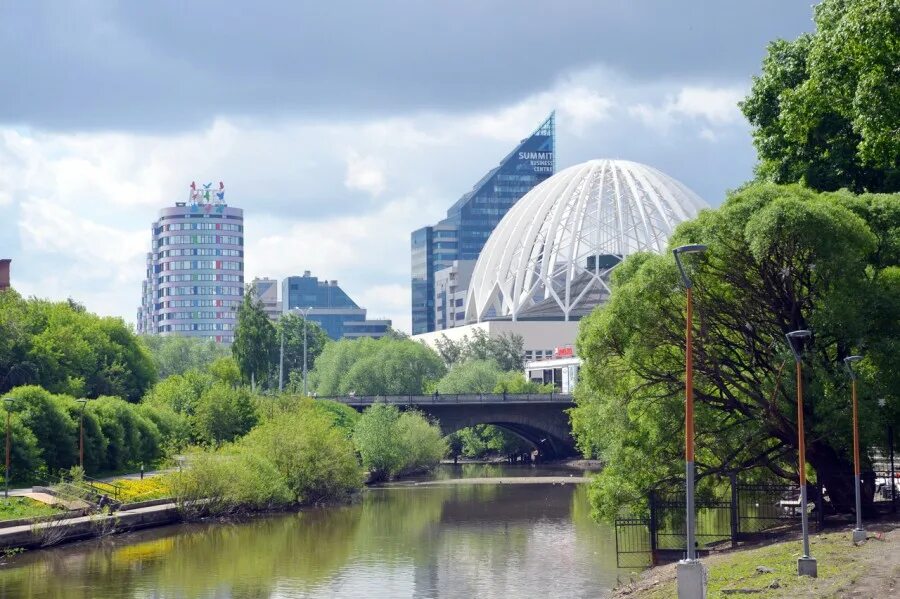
[0,468,621,598]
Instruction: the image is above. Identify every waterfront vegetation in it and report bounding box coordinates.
[0,497,63,521]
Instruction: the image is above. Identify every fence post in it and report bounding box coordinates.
[729,472,739,548]
[815,481,825,531]
[890,425,896,513]
[648,490,658,565]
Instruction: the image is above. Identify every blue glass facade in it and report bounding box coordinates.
[282,272,390,340]
[411,113,555,334]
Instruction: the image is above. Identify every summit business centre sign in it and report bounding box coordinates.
[518,151,554,174]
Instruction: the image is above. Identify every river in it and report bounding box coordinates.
[0,464,627,598]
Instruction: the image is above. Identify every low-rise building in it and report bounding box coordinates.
[281,271,390,340]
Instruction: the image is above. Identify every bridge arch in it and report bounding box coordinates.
[331,394,579,459]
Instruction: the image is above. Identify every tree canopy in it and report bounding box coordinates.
[433,329,525,371]
[310,336,446,396]
[0,291,156,401]
[741,0,900,192]
[142,335,228,380]
[571,183,900,520]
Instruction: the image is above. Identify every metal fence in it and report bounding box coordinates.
[321,392,574,405]
[864,469,898,511]
[614,518,652,568]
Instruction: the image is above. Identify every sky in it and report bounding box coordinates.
[0,1,816,333]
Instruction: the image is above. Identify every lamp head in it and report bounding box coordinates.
[672,244,708,289]
[674,244,708,255]
[2,396,13,407]
[785,330,812,362]
[878,398,887,408]
[843,355,863,380]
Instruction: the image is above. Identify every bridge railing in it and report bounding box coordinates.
[320,392,574,405]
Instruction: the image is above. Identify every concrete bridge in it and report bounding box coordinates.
[327,393,577,458]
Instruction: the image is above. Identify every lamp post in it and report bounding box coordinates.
[3,397,13,499]
[786,329,816,577]
[76,398,89,469]
[844,355,866,543]
[673,244,707,599]
[299,307,312,397]
[278,323,285,393]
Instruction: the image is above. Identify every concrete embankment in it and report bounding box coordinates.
[0,501,180,550]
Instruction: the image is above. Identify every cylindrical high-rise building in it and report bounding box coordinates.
[137,183,244,343]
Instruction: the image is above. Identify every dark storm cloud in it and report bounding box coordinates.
[1,0,813,131]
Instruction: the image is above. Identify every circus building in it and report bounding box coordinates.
[414,159,709,365]
[137,182,244,343]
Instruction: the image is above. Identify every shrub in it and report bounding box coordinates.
[240,404,361,503]
[353,403,445,481]
[6,386,77,472]
[169,448,292,517]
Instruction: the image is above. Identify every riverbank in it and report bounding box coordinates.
[612,521,899,598]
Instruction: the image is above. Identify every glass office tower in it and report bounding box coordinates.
[411,112,555,334]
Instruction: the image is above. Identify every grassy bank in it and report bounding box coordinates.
[615,523,899,598]
[0,498,63,521]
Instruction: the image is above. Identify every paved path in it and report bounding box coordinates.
[22,492,89,510]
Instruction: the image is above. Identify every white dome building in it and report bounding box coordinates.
[465,159,708,323]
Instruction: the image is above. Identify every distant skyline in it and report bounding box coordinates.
[0,1,816,332]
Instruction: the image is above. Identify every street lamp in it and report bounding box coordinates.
[844,355,866,543]
[786,329,816,577]
[673,243,707,599]
[76,398,89,470]
[3,396,13,499]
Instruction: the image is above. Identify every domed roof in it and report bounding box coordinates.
[465,159,708,322]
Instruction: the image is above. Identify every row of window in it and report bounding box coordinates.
[162,299,237,308]
[157,222,242,232]
[163,311,235,320]
[159,323,235,332]
[163,260,242,271]
[524,349,556,361]
[159,248,243,258]
[158,274,243,283]
[158,286,243,297]
[156,235,243,246]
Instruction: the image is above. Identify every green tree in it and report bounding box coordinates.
[232,285,277,390]
[276,313,330,390]
[352,404,445,481]
[571,183,899,520]
[142,335,228,379]
[0,292,156,401]
[435,360,502,394]
[193,382,258,445]
[433,330,525,371]
[741,0,900,192]
[311,337,445,396]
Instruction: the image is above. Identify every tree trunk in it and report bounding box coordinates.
[807,440,874,516]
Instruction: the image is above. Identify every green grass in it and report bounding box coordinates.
[0,497,64,521]
[640,530,882,598]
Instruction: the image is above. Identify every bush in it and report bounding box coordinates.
[170,448,292,516]
[353,403,445,481]
[6,386,77,472]
[435,360,502,394]
[92,396,163,471]
[240,402,361,503]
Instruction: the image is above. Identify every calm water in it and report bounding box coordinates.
[0,465,625,598]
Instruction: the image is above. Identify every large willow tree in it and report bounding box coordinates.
[572,183,899,520]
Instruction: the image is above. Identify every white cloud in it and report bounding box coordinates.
[628,85,745,135]
[344,151,387,196]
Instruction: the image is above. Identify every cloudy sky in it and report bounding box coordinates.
[0,1,815,332]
